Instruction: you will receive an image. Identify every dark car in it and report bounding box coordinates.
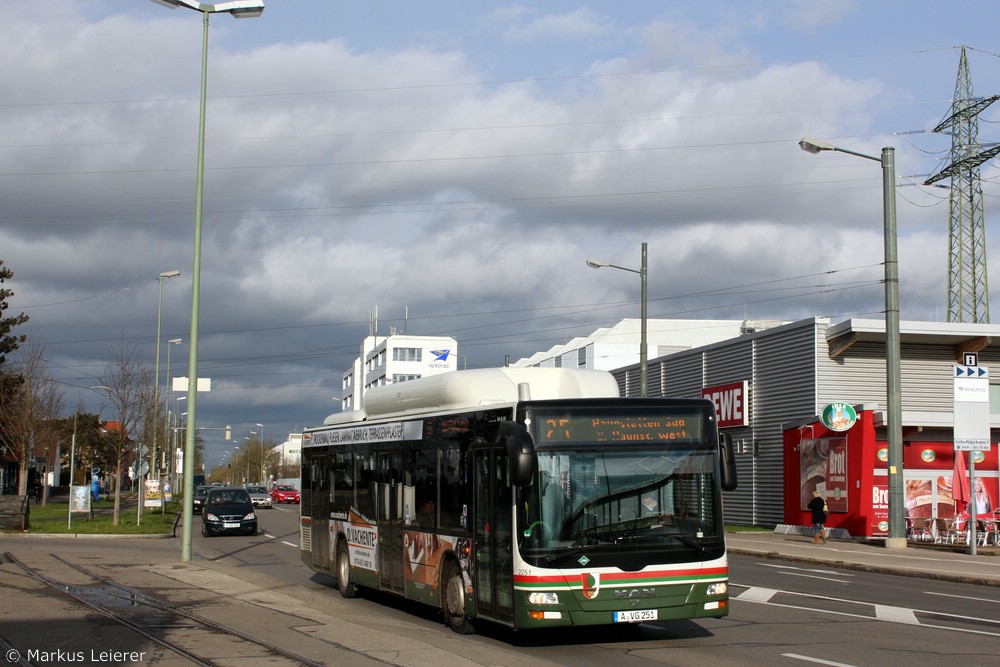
[201,487,257,537]
[269,484,300,504]
[192,485,211,514]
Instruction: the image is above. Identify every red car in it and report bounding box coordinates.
[270,484,300,504]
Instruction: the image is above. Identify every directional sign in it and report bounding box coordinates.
[954,364,991,451]
[954,364,989,402]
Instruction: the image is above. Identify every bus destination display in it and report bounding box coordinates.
[535,412,700,444]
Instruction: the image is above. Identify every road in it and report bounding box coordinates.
[200,503,1000,666]
[1,505,998,666]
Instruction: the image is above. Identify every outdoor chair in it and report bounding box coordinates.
[907,517,930,541]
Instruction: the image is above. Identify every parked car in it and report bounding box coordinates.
[192,485,211,514]
[245,485,272,509]
[201,487,257,537]
[270,484,300,504]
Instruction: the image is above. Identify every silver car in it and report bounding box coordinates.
[244,485,272,509]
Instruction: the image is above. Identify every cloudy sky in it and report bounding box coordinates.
[4,1,1000,470]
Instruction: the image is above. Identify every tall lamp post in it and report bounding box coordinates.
[151,0,265,562]
[256,422,264,482]
[245,435,254,484]
[173,395,186,494]
[799,138,904,549]
[586,241,648,397]
[163,338,182,482]
[152,271,180,490]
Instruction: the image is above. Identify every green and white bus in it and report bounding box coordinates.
[299,367,737,633]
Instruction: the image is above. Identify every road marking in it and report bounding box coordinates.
[783,572,851,584]
[759,563,854,577]
[733,584,1000,637]
[924,591,1000,604]
[736,587,778,603]
[874,605,918,624]
[782,653,858,667]
[263,533,299,548]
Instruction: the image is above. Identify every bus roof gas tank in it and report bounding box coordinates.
[361,367,620,419]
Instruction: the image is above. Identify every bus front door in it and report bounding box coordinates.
[377,452,405,594]
[473,447,513,624]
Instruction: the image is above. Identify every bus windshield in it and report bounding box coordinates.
[518,407,724,567]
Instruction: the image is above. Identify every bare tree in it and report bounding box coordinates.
[98,338,153,525]
[0,345,62,496]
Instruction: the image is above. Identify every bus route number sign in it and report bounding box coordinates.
[538,414,697,444]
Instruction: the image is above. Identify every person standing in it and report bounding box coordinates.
[808,490,828,544]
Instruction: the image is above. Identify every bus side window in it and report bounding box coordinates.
[355,452,376,519]
[333,450,353,508]
[439,444,463,530]
[414,442,437,527]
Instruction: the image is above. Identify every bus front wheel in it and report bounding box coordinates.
[442,560,473,634]
[337,540,357,599]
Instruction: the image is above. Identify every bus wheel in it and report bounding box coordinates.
[442,560,473,634]
[337,541,357,599]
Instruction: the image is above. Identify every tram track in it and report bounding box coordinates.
[3,552,327,667]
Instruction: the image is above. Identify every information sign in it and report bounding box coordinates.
[953,364,992,451]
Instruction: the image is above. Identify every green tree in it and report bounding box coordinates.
[53,410,113,485]
[0,259,29,367]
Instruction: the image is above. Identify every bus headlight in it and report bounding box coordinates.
[706,582,727,596]
[528,592,560,605]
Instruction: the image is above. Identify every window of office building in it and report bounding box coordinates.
[393,374,422,383]
[393,347,422,362]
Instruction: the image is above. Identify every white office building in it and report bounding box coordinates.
[273,433,302,468]
[341,333,459,412]
[511,318,779,370]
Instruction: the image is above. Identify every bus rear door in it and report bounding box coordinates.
[307,451,330,572]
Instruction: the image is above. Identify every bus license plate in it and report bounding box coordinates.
[614,609,657,623]
[223,522,239,529]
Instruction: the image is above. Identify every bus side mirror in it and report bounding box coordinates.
[500,421,537,487]
[719,432,737,491]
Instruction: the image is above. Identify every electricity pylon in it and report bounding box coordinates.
[924,46,1000,323]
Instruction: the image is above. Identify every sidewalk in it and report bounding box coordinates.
[726,529,1000,587]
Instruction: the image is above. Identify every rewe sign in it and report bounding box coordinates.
[702,381,749,428]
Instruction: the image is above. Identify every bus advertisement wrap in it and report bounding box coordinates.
[306,420,423,447]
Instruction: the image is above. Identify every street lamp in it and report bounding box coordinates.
[233,446,241,486]
[799,137,904,549]
[587,241,648,397]
[246,435,254,483]
[155,271,181,394]
[162,338,182,479]
[151,0,265,562]
[151,271,180,517]
[256,422,264,482]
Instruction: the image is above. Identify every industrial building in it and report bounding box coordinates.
[605,316,1000,534]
